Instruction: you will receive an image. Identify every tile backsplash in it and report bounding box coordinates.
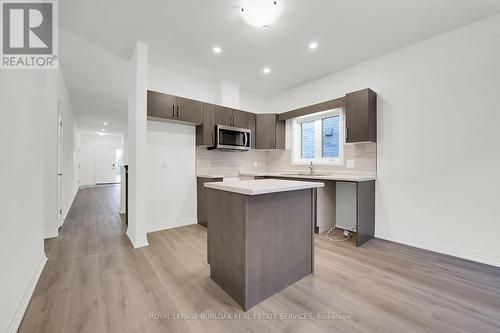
[196,143,376,176]
[266,143,377,173]
[196,147,267,177]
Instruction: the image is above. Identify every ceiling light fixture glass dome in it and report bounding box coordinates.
[240,0,283,28]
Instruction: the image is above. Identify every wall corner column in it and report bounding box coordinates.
[126,41,149,248]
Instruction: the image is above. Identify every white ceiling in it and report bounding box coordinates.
[60,0,500,131]
[60,28,128,132]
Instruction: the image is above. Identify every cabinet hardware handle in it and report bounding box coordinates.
[177,105,180,118]
[243,132,248,148]
[172,105,175,117]
[346,128,349,142]
[212,130,215,144]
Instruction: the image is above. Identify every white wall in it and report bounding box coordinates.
[148,64,216,103]
[78,132,123,186]
[240,90,269,113]
[268,15,500,267]
[58,70,79,221]
[148,64,267,113]
[127,41,149,248]
[146,122,197,231]
[215,79,240,108]
[42,72,58,239]
[144,63,270,234]
[0,71,48,333]
[146,65,203,233]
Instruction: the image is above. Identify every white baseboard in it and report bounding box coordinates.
[126,230,149,249]
[7,254,47,333]
[62,186,79,223]
[147,220,197,233]
[44,228,59,239]
[375,229,500,268]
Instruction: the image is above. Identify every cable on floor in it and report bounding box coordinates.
[325,227,351,242]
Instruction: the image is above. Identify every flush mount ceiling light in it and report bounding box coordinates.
[213,46,222,54]
[103,122,108,126]
[240,0,283,28]
[309,42,318,49]
[263,67,271,74]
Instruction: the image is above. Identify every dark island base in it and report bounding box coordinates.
[207,188,314,311]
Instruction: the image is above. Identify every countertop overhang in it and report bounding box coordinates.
[204,179,324,196]
[239,171,376,182]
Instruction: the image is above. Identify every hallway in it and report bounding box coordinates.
[19,186,500,333]
[18,185,136,332]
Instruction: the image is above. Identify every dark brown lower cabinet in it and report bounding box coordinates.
[207,188,314,311]
[355,180,375,246]
[197,177,223,228]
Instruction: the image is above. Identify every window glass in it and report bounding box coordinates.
[322,116,340,158]
[293,108,343,165]
[301,121,315,159]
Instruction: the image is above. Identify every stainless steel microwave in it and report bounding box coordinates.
[214,125,251,151]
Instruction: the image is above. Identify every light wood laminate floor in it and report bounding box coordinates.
[19,185,500,332]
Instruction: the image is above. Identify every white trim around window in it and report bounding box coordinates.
[290,108,344,166]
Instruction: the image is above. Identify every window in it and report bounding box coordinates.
[301,121,315,159]
[291,108,343,165]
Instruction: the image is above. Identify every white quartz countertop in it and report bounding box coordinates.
[196,174,225,179]
[204,179,324,196]
[239,171,376,182]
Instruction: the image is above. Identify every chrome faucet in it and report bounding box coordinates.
[309,161,314,175]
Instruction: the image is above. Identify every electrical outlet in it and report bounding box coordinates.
[253,161,258,168]
[346,160,355,168]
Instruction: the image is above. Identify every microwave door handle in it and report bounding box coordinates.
[243,132,248,148]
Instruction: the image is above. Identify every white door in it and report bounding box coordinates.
[95,148,116,184]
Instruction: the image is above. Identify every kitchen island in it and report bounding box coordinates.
[205,179,324,311]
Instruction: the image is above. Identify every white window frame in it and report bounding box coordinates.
[291,108,344,166]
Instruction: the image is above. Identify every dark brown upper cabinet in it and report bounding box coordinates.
[215,106,232,126]
[215,106,248,128]
[256,114,285,150]
[196,103,216,146]
[147,90,203,124]
[176,96,204,123]
[247,112,256,149]
[147,91,176,120]
[232,109,248,128]
[345,88,377,143]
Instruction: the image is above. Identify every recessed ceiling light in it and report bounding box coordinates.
[309,42,318,49]
[213,46,222,54]
[240,0,283,28]
[98,133,105,136]
[263,67,271,74]
[101,129,105,131]
[103,122,108,126]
